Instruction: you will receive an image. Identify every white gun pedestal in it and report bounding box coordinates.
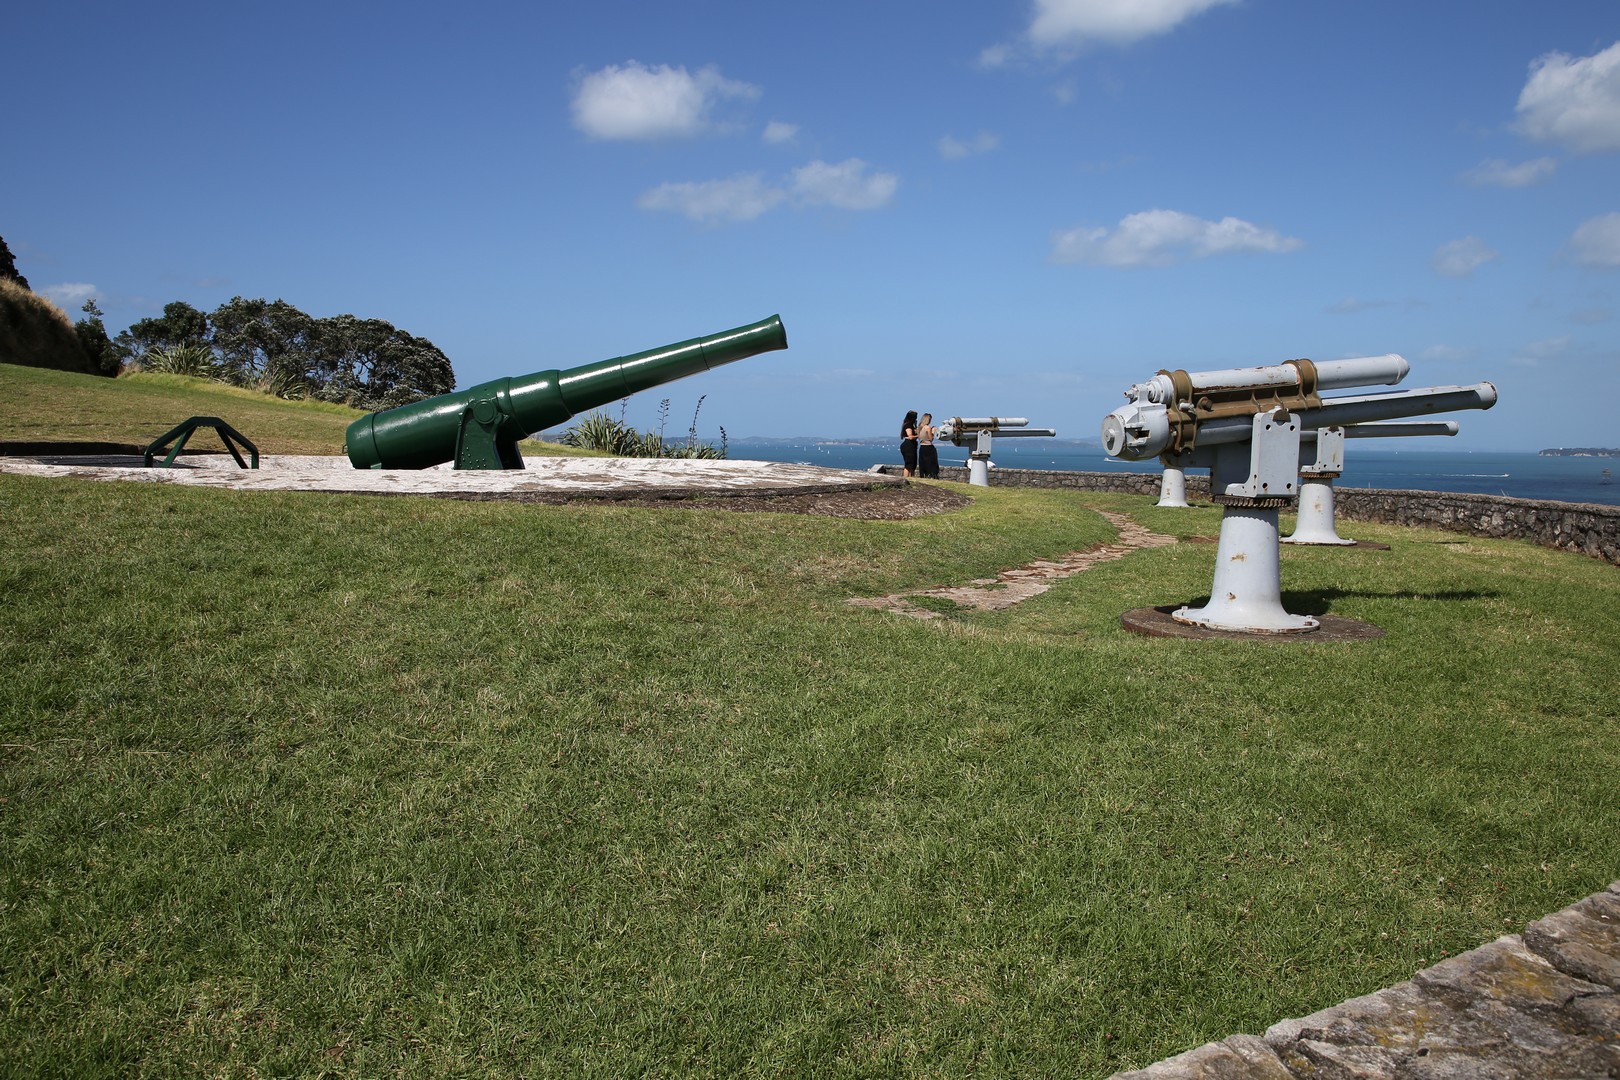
[1156,464,1190,507]
[1172,499,1320,634]
[1171,413,1320,634]
[967,453,990,487]
[1282,471,1353,545]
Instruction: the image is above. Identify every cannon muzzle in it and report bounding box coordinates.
[346,314,787,470]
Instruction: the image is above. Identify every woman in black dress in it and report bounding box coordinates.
[899,410,919,477]
[917,412,939,478]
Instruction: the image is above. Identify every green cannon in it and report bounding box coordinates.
[344,314,788,469]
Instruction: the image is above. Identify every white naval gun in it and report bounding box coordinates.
[935,416,1057,487]
[1101,355,1497,633]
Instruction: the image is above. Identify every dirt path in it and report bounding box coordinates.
[847,510,1178,619]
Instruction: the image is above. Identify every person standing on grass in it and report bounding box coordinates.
[899,410,919,477]
[918,412,939,478]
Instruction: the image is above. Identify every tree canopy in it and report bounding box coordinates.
[116,297,455,409]
[0,234,454,400]
[118,301,210,360]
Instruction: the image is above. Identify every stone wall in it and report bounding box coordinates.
[873,465,1620,565]
[1332,487,1619,564]
[875,464,1206,498]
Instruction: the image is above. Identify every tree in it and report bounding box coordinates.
[107,294,457,405]
[309,313,455,410]
[207,297,315,388]
[74,299,121,376]
[114,300,209,367]
[0,235,29,290]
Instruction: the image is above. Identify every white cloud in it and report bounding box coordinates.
[41,283,96,310]
[1420,344,1475,364]
[1509,336,1572,367]
[762,120,798,144]
[635,174,785,224]
[1433,236,1498,278]
[1569,212,1620,268]
[1462,157,1556,187]
[637,159,899,223]
[939,131,1000,160]
[1051,209,1302,267]
[976,43,1014,69]
[1028,0,1238,48]
[570,61,760,140]
[790,159,898,210]
[1515,40,1620,154]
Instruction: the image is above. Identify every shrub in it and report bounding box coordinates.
[559,397,726,459]
[141,343,218,378]
[559,409,642,455]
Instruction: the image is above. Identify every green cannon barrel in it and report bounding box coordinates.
[345,314,787,470]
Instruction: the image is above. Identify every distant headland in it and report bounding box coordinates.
[1539,447,1619,457]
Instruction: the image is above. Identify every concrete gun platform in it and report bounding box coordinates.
[0,453,904,502]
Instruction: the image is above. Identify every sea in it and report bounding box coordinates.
[729,440,1620,508]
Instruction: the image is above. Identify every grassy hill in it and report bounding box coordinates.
[2,370,1617,1077]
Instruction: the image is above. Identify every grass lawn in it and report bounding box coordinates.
[2,463,1615,1077]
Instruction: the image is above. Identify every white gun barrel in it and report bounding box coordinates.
[1180,384,1492,451]
[1104,382,1494,459]
[939,417,1057,447]
[1123,354,1409,406]
[1336,420,1458,439]
[1300,384,1496,430]
[1197,385,1493,449]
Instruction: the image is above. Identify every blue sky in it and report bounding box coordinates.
[8,1,1619,450]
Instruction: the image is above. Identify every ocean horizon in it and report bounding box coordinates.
[722,438,1620,508]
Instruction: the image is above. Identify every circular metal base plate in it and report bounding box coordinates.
[1120,606,1385,641]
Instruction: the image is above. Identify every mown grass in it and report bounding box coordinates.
[0,363,599,458]
[1,468,1615,1078]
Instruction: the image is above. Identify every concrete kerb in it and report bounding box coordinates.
[0,453,907,501]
